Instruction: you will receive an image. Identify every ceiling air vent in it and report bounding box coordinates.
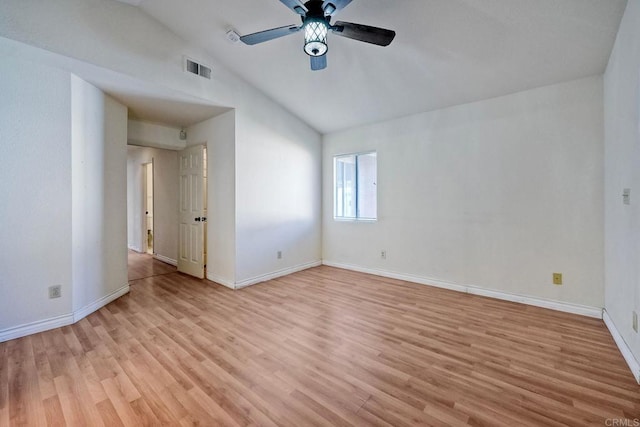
[184,57,212,80]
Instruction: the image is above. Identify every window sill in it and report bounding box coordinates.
[333,217,377,223]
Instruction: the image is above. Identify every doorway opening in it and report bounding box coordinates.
[143,161,154,255]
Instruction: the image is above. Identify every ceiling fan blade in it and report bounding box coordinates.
[322,0,353,16]
[240,25,301,45]
[279,0,307,15]
[310,54,327,71]
[331,21,396,46]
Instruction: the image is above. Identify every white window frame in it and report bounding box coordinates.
[333,151,377,221]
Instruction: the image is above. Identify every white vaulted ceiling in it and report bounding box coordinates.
[119,0,627,133]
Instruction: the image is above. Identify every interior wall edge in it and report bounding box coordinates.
[603,309,640,384]
[72,283,130,323]
[0,283,129,344]
[0,314,74,344]
[153,254,177,267]
[206,273,236,290]
[234,260,323,290]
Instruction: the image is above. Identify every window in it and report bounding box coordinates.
[334,152,377,220]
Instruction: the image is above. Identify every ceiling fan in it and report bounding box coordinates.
[240,0,396,71]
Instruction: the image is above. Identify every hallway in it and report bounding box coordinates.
[127,250,176,282]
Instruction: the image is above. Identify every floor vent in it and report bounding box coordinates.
[184,57,212,79]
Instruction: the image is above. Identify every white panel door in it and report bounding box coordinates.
[178,145,205,278]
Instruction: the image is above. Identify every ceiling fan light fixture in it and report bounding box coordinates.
[240,0,395,70]
[303,19,328,56]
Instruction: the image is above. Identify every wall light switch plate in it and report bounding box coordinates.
[623,188,631,205]
[633,311,638,333]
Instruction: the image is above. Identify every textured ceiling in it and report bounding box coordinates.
[123,0,626,133]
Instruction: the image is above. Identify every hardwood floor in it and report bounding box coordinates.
[127,250,177,281]
[1,257,639,426]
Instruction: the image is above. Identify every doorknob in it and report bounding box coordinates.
[194,217,201,222]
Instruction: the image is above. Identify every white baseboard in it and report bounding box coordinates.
[153,254,177,266]
[210,260,321,290]
[235,260,322,289]
[206,273,236,290]
[0,313,74,343]
[603,310,640,384]
[0,284,130,343]
[465,286,602,318]
[322,261,603,319]
[206,261,321,290]
[73,283,130,322]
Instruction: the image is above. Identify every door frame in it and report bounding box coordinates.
[142,160,154,255]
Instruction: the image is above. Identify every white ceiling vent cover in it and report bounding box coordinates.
[184,57,212,80]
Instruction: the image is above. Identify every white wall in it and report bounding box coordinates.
[128,120,185,150]
[188,111,236,286]
[126,145,179,262]
[189,104,324,288]
[0,0,323,289]
[71,76,129,313]
[0,56,129,340]
[0,0,234,114]
[604,0,640,367]
[234,97,323,285]
[0,57,73,331]
[324,76,604,310]
[190,104,323,288]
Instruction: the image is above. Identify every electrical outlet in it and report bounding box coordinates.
[277,251,282,259]
[381,250,387,260]
[552,273,562,285]
[633,311,638,333]
[49,285,61,299]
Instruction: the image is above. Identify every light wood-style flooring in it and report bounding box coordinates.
[1,254,639,426]
[127,250,177,281]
